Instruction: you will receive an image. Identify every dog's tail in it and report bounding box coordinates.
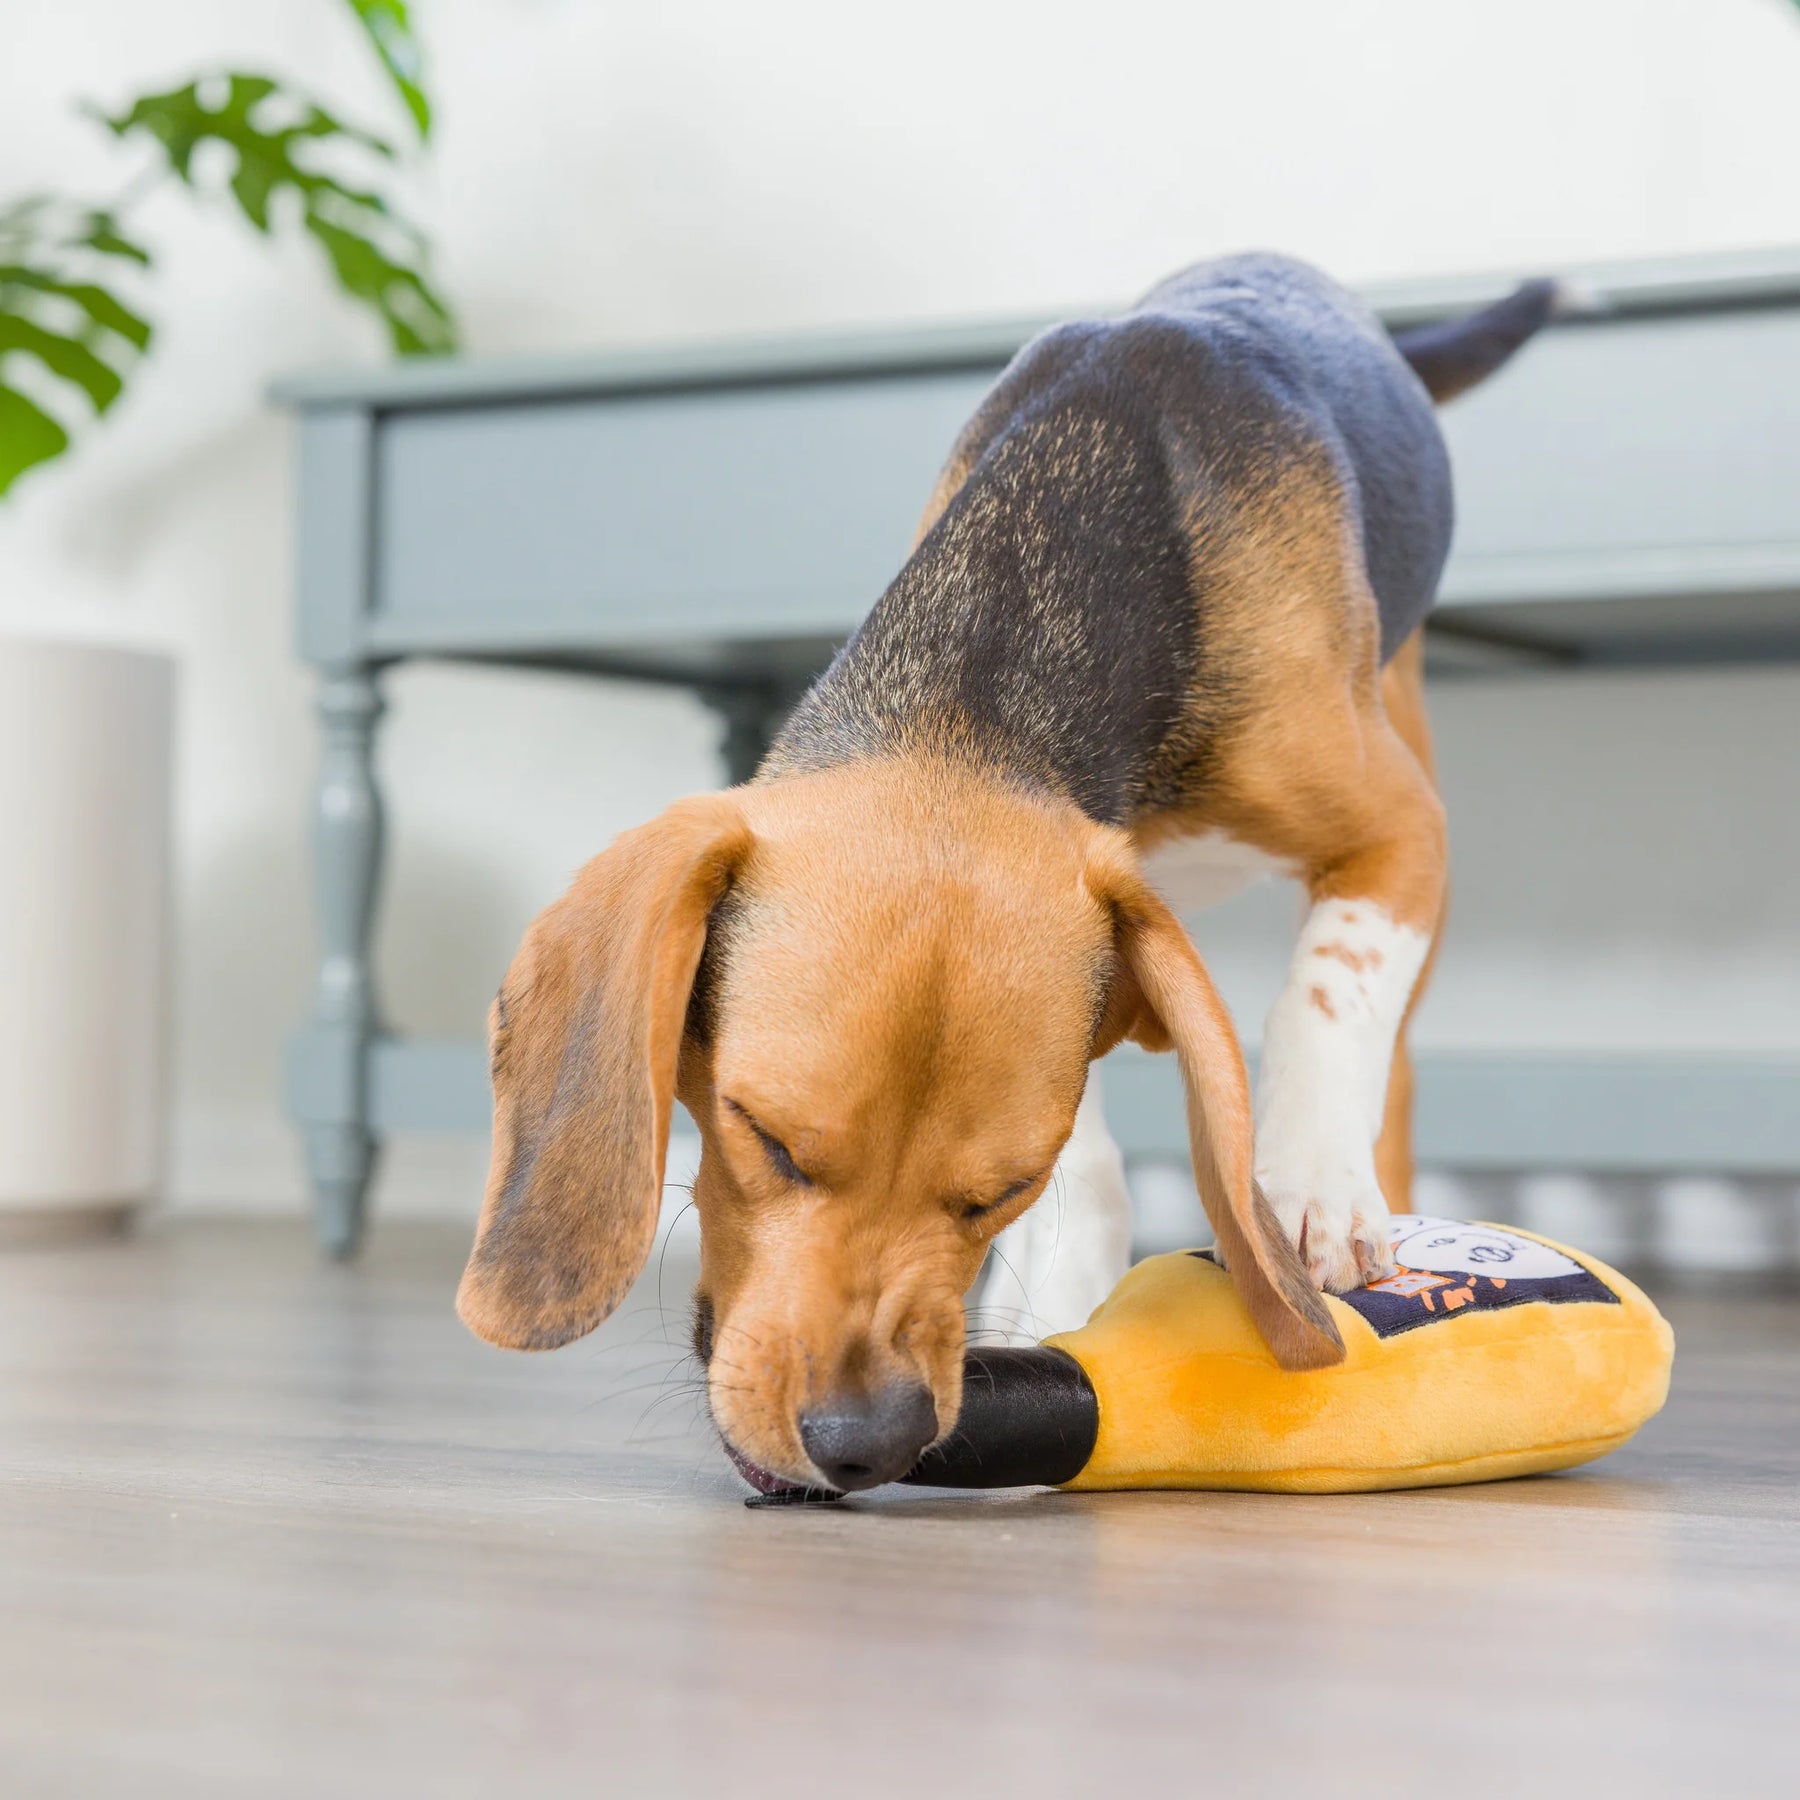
[1391,278,1595,404]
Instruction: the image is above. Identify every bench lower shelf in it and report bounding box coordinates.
[287,1032,1800,1176]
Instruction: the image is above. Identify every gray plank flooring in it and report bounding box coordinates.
[1,1220,1796,1798]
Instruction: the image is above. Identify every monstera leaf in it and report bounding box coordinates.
[0,198,153,496]
[343,0,432,139]
[100,74,456,356]
[0,1,452,499]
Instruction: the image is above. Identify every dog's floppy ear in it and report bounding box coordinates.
[1087,846,1345,1371]
[458,794,751,1351]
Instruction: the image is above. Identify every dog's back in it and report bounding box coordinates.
[1131,253,1453,659]
[770,253,1511,824]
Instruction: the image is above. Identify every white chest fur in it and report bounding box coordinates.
[1140,830,1291,916]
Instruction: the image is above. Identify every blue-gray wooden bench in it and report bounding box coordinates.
[274,248,1800,1255]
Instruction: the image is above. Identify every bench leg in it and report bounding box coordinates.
[698,679,810,786]
[302,664,386,1259]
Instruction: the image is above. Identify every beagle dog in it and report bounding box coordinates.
[457,254,1560,1498]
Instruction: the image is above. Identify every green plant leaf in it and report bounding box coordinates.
[307,207,454,355]
[102,75,457,356]
[0,313,124,411]
[0,383,71,494]
[99,77,392,215]
[0,197,153,496]
[0,268,153,349]
[343,0,432,139]
[0,197,150,268]
[78,215,153,266]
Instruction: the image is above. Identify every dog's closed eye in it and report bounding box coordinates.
[723,1098,815,1188]
[961,1172,1044,1223]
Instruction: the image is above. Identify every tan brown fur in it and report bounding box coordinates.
[464,431,1437,1472]
[457,256,1551,1488]
[1372,628,1445,1214]
[462,445,1440,1477]
[1114,475,1447,1237]
[458,795,751,1351]
[462,754,1342,1483]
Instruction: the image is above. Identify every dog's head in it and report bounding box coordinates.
[457,760,1339,1494]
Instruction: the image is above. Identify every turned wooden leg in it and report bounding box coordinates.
[302,664,386,1259]
[698,679,809,786]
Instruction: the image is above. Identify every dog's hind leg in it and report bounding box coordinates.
[1372,629,1445,1215]
[967,1072,1132,1346]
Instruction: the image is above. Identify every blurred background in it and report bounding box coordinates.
[2,0,1798,1260]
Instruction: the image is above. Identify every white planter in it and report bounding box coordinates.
[0,637,174,1238]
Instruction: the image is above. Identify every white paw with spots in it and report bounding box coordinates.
[1258,1158,1395,1293]
[1255,897,1428,1292]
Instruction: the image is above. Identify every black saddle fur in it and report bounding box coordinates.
[770,254,1549,827]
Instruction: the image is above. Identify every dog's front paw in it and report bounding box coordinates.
[1257,1175,1394,1293]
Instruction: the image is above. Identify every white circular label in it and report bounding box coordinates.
[1388,1216,1584,1283]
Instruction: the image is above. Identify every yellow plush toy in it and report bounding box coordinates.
[903,1217,1674,1495]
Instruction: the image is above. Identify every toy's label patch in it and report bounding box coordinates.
[1190,1217,1619,1339]
[1341,1217,1619,1337]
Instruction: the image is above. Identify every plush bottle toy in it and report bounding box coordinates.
[877,1217,1674,1498]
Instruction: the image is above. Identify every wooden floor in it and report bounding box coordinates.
[1,1222,1797,1798]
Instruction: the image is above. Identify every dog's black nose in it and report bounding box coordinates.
[799,1384,938,1492]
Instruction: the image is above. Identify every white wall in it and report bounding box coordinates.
[2,0,1798,1225]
